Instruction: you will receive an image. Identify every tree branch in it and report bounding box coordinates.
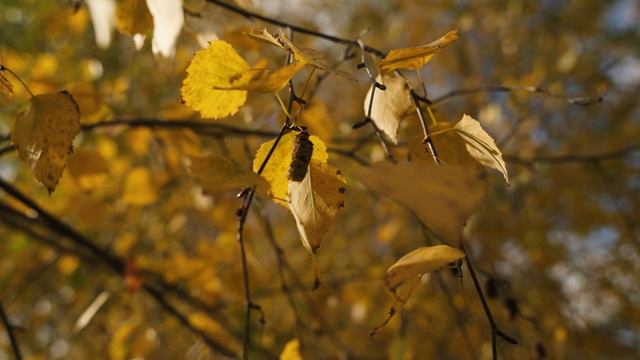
[431,85,602,106]
[0,301,22,360]
[504,142,640,165]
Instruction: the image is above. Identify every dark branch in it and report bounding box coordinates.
[431,85,602,106]
[0,301,22,360]
[504,142,640,165]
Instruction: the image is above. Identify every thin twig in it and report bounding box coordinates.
[0,301,22,360]
[411,90,439,164]
[431,85,602,106]
[504,142,640,165]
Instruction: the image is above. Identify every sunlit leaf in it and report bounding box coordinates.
[279,338,302,360]
[181,40,250,119]
[145,0,184,57]
[12,91,81,194]
[189,155,268,195]
[253,131,328,206]
[86,0,116,48]
[288,160,346,253]
[386,245,465,290]
[352,161,486,243]
[380,29,460,72]
[454,114,509,184]
[214,61,306,93]
[364,73,413,144]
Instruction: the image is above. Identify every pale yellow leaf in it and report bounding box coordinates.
[288,160,346,253]
[181,40,249,119]
[86,0,116,48]
[12,91,81,194]
[146,0,184,57]
[380,29,460,72]
[116,0,152,36]
[454,114,509,184]
[386,245,465,290]
[189,155,268,195]
[364,73,413,144]
[122,167,157,206]
[253,132,328,206]
[280,338,302,360]
[0,70,13,100]
[352,161,486,243]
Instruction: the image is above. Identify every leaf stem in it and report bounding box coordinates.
[1,64,34,97]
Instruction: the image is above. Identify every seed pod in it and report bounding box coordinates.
[288,130,314,182]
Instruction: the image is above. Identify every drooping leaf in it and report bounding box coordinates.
[116,0,152,37]
[145,0,184,57]
[253,132,328,206]
[181,40,250,119]
[12,91,81,194]
[288,160,346,253]
[86,0,117,48]
[352,161,486,243]
[364,73,413,144]
[213,61,306,93]
[380,29,460,72]
[408,122,480,169]
[386,245,465,290]
[279,339,302,360]
[0,70,13,100]
[454,114,509,184]
[122,167,157,206]
[189,155,268,195]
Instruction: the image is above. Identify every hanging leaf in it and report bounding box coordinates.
[386,245,465,290]
[12,91,81,194]
[145,0,184,57]
[213,61,306,93]
[352,161,486,243]
[380,29,460,72]
[0,70,13,100]
[288,159,346,253]
[86,0,117,48]
[364,73,413,144]
[253,132,328,206]
[181,40,250,119]
[189,155,268,195]
[279,339,302,360]
[116,0,152,37]
[454,114,509,184]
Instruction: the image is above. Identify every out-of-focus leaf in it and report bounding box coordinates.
[352,161,486,243]
[67,149,108,192]
[386,245,465,290]
[188,312,241,354]
[86,0,116,48]
[122,167,157,206]
[364,73,413,144]
[116,0,152,37]
[0,70,13,100]
[12,91,81,194]
[145,0,184,57]
[288,160,346,253]
[253,132,328,206]
[380,30,459,72]
[454,114,509,184]
[279,338,302,360]
[181,40,249,119]
[189,155,268,195]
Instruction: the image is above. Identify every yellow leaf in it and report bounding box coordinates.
[0,70,13,100]
[67,149,109,192]
[188,312,241,354]
[454,114,509,184]
[288,160,346,253]
[352,161,486,243]
[386,245,465,290]
[12,91,81,194]
[189,155,268,195]
[253,132,328,206]
[214,61,306,93]
[181,40,250,119]
[380,29,460,72]
[122,167,157,206]
[364,73,413,144]
[300,100,336,141]
[408,123,479,169]
[116,0,152,36]
[57,255,80,275]
[109,319,138,360]
[279,339,302,360]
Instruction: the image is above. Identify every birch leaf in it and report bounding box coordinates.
[145,0,184,57]
[253,132,328,206]
[122,167,156,206]
[0,70,13,100]
[380,29,460,72]
[181,40,250,119]
[364,73,413,144]
[352,161,486,243]
[386,245,465,290]
[279,339,302,360]
[86,0,117,48]
[214,61,306,93]
[454,114,509,184]
[116,0,152,37]
[12,91,81,194]
[189,155,268,195]
[288,160,346,253]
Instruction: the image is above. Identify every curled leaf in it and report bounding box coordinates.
[12,91,81,194]
[214,61,306,93]
[380,29,459,72]
[454,114,509,184]
[189,155,268,195]
[288,160,346,253]
[364,73,413,144]
[386,245,465,290]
